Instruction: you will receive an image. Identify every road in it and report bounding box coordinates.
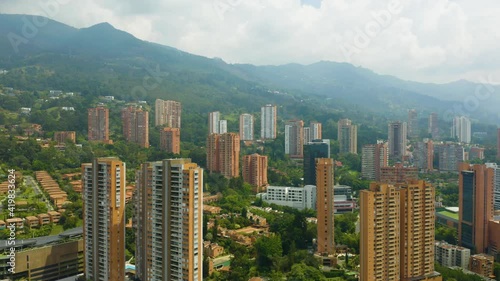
[25,176,54,211]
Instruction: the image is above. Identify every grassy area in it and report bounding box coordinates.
[50,224,64,235]
[437,210,459,220]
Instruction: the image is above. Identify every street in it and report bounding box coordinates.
[25,175,54,211]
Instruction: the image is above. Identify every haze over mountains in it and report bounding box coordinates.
[0,14,499,124]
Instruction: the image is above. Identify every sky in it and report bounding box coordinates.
[1,0,500,84]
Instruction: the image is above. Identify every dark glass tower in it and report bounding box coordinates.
[303,139,330,185]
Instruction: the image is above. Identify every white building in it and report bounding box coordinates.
[259,185,316,210]
[303,127,311,144]
[310,122,322,140]
[261,104,277,139]
[452,116,471,143]
[485,163,500,211]
[208,111,220,134]
[239,113,254,141]
[435,241,470,269]
[258,185,356,213]
[219,120,228,134]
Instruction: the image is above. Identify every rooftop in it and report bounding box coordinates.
[437,210,459,220]
[0,227,82,251]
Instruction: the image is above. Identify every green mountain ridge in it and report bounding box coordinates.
[0,13,498,125]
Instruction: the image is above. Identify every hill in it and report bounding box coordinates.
[0,14,498,129]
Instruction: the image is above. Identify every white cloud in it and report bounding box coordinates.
[1,0,499,83]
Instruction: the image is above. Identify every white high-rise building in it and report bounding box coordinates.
[219,120,228,134]
[239,113,254,141]
[486,163,500,211]
[261,104,277,139]
[135,159,203,281]
[82,157,126,281]
[303,127,311,144]
[310,122,322,140]
[452,116,471,143]
[208,111,220,134]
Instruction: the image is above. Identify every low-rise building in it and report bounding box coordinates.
[258,185,357,213]
[38,213,51,226]
[469,254,495,279]
[436,207,459,230]
[204,242,224,258]
[204,205,222,215]
[6,218,24,229]
[0,228,83,280]
[48,211,61,223]
[435,241,470,269]
[25,216,40,228]
[259,185,316,210]
[488,219,500,259]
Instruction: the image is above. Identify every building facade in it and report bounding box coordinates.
[469,254,495,279]
[310,122,322,141]
[380,163,418,184]
[160,127,181,154]
[0,234,83,281]
[338,119,357,154]
[436,143,464,171]
[360,183,401,281]
[219,120,227,134]
[155,99,182,128]
[316,158,335,255]
[361,142,388,181]
[487,163,500,211]
[452,116,471,143]
[208,111,220,134]
[88,106,111,143]
[260,185,316,210]
[121,106,149,148]
[434,241,470,269]
[360,181,440,281]
[303,139,330,185]
[459,163,494,254]
[54,131,76,145]
[82,158,126,281]
[413,139,434,171]
[206,133,240,178]
[285,120,304,158]
[408,109,418,139]
[429,113,439,139]
[388,121,407,161]
[261,104,277,140]
[135,159,203,281]
[242,154,268,192]
[239,113,254,141]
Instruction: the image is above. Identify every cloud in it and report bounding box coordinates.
[0,0,499,83]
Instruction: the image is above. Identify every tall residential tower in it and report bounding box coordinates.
[338,119,357,154]
[82,158,126,281]
[121,106,149,148]
[135,159,203,281]
[88,106,111,143]
[261,104,277,140]
[155,99,182,128]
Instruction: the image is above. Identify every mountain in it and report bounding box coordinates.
[0,13,498,126]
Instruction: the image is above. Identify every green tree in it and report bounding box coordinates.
[255,234,283,271]
[288,263,326,281]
